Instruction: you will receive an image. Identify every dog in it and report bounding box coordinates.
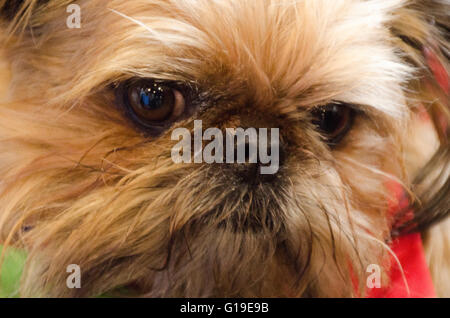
[0,0,448,297]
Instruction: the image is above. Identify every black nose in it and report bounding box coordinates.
[224,129,284,183]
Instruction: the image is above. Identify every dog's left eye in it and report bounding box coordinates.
[311,103,355,145]
[118,79,187,132]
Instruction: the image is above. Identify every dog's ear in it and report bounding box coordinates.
[390,0,449,235]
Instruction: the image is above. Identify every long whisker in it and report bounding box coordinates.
[361,233,411,296]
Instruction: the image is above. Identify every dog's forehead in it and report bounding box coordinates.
[108,0,397,76]
[101,0,410,114]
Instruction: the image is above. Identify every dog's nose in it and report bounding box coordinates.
[237,148,285,182]
[225,128,284,183]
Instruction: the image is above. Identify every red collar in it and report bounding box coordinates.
[367,181,436,298]
[367,232,436,297]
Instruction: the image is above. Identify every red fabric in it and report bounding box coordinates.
[423,46,449,136]
[367,181,436,298]
[424,47,449,94]
[368,232,436,298]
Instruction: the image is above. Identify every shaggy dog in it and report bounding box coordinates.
[0,0,448,297]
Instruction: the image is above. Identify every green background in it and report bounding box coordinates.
[0,245,26,298]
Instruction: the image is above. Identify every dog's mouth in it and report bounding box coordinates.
[171,160,290,235]
[191,181,288,234]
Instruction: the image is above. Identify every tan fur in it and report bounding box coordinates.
[0,0,448,297]
[423,218,450,297]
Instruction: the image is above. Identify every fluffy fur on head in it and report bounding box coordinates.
[0,0,448,297]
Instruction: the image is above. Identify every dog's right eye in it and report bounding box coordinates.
[117,79,188,134]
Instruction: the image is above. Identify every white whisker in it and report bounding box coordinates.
[362,233,411,296]
[108,8,160,38]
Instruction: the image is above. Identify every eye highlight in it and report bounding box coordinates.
[311,102,355,145]
[118,79,188,134]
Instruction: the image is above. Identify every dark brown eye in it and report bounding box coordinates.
[124,80,186,125]
[311,103,355,145]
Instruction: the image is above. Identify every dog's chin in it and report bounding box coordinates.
[153,167,293,297]
[142,209,296,297]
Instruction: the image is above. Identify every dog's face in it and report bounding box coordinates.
[0,0,448,297]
